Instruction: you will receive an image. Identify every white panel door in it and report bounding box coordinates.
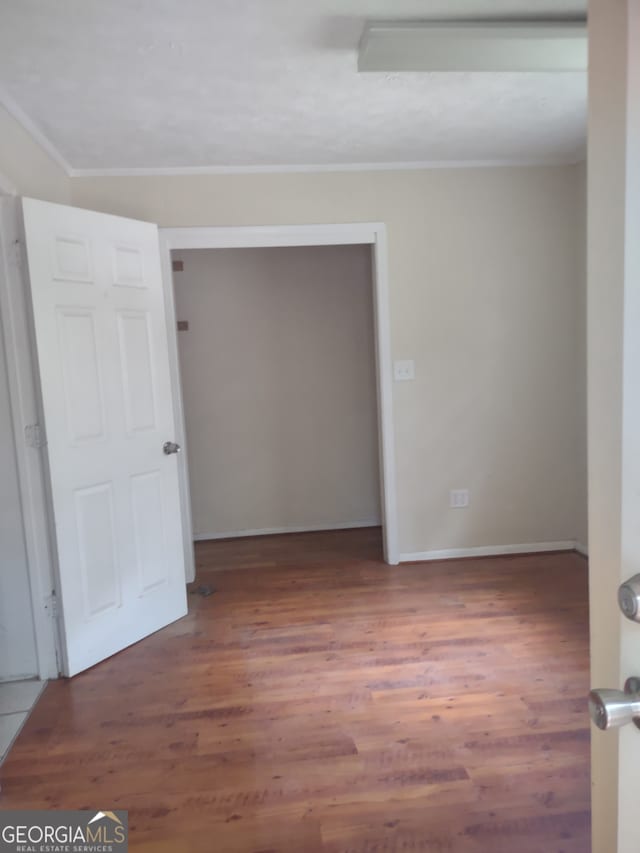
[22,198,187,676]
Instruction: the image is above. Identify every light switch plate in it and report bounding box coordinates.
[394,359,415,381]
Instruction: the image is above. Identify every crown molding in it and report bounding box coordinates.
[0,89,73,176]
[68,156,583,178]
[0,91,585,179]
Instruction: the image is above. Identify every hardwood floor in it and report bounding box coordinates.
[0,528,591,852]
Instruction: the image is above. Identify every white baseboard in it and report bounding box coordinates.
[399,540,580,563]
[193,520,381,541]
[574,542,589,557]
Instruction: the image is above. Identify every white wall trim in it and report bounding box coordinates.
[0,197,59,679]
[370,226,398,566]
[69,157,585,178]
[400,540,583,563]
[160,222,400,566]
[158,231,196,584]
[0,89,73,176]
[574,542,589,557]
[194,520,381,541]
[0,90,587,179]
[163,223,381,250]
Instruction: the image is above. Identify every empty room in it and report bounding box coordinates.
[0,2,638,852]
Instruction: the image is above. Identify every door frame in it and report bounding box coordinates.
[159,223,400,566]
[0,195,59,679]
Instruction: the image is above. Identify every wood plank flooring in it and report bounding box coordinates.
[0,528,591,852]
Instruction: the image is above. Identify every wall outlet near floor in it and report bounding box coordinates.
[394,359,415,381]
[450,489,470,508]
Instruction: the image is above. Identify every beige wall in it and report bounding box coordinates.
[173,245,381,537]
[0,104,588,562]
[72,166,587,557]
[0,103,69,203]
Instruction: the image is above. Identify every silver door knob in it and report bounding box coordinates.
[589,677,640,730]
[163,441,181,455]
[618,574,640,622]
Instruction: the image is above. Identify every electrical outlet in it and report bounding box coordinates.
[394,359,415,381]
[450,489,470,508]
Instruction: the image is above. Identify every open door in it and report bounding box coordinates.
[22,198,187,676]
[587,1,640,851]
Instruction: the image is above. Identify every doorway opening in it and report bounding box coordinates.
[160,224,398,576]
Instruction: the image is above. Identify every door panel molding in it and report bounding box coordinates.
[22,197,188,676]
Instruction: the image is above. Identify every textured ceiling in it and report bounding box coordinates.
[0,0,588,172]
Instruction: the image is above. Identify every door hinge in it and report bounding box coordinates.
[44,591,59,621]
[25,423,46,449]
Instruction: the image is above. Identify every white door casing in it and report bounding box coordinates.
[159,222,399,567]
[0,197,58,680]
[588,1,640,851]
[616,0,640,849]
[22,198,187,676]
[0,180,39,681]
[0,245,38,680]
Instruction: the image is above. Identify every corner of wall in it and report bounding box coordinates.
[0,102,70,203]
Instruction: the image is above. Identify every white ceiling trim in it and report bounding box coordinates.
[1,91,584,180]
[69,157,583,178]
[0,90,73,175]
